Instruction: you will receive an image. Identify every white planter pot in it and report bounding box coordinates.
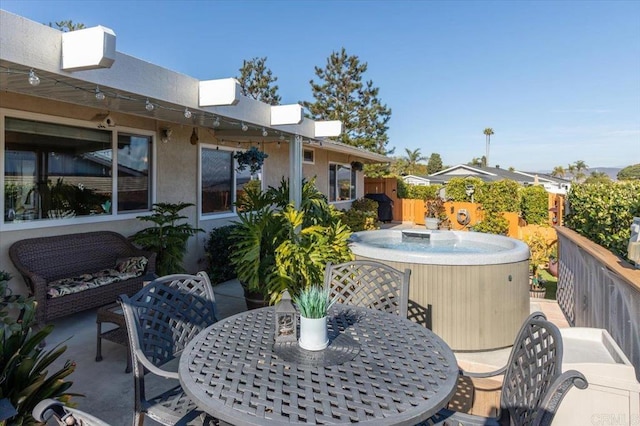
[299,316,329,351]
[425,217,439,230]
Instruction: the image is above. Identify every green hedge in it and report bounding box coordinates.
[444,178,486,202]
[342,197,379,232]
[521,185,549,225]
[565,181,640,258]
[397,178,441,200]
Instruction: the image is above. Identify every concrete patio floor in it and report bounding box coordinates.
[42,277,570,425]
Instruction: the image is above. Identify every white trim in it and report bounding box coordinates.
[199,143,247,221]
[0,108,156,231]
[303,148,315,165]
[431,164,497,177]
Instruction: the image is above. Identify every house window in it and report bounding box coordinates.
[200,146,253,216]
[303,148,315,164]
[328,163,356,202]
[2,116,152,224]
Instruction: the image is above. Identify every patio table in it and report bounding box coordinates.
[178,304,459,426]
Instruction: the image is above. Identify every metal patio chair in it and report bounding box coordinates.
[118,272,218,426]
[33,399,111,426]
[324,260,411,317]
[422,312,588,426]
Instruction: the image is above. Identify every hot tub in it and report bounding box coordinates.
[349,229,531,351]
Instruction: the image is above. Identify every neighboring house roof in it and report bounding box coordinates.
[0,10,388,165]
[428,164,571,186]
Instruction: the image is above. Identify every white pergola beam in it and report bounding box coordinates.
[199,78,241,106]
[270,104,303,125]
[314,120,342,138]
[62,25,116,71]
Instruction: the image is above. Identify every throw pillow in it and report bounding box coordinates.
[115,256,148,275]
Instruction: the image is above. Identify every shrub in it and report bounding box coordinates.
[204,225,238,284]
[342,209,379,232]
[565,181,640,258]
[521,185,549,225]
[445,178,486,202]
[396,178,441,200]
[472,211,509,235]
[350,197,378,213]
[477,180,521,212]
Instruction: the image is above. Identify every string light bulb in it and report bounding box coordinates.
[279,133,285,141]
[145,99,155,111]
[241,122,248,132]
[28,69,40,86]
[184,108,192,119]
[213,116,221,128]
[262,128,268,137]
[95,86,105,101]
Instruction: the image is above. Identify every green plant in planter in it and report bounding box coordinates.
[525,232,553,288]
[0,276,78,424]
[131,202,203,276]
[273,207,353,302]
[230,178,353,305]
[204,224,239,284]
[294,286,334,319]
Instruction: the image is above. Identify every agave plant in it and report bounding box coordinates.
[0,278,79,425]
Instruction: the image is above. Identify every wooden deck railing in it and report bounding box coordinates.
[556,226,640,381]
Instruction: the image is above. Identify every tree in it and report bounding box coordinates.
[572,160,589,182]
[468,157,484,167]
[483,128,494,167]
[551,166,566,178]
[303,48,392,155]
[617,164,640,180]
[427,153,444,174]
[49,20,85,32]
[403,148,426,175]
[584,171,611,184]
[237,57,281,105]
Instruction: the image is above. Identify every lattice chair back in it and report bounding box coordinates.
[499,313,587,426]
[324,260,410,317]
[118,271,217,425]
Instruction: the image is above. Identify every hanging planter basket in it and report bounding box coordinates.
[234,146,269,175]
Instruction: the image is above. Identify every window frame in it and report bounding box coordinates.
[328,162,357,204]
[198,143,261,220]
[0,108,156,231]
[303,148,315,164]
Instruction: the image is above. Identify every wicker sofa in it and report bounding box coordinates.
[9,231,156,325]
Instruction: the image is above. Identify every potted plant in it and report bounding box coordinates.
[525,232,552,298]
[234,146,269,175]
[131,202,203,276]
[293,286,334,351]
[230,178,353,307]
[425,197,446,230]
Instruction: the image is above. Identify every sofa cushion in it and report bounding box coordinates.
[115,256,148,275]
[47,267,144,299]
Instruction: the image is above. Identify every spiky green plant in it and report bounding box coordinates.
[293,286,335,319]
[131,202,203,276]
[1,278,79,424]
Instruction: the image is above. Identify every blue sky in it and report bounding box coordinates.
[3,0,639,171]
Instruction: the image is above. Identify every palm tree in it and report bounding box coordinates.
[551,166,566,178]
[403,148,427,175]
[573,160,589,182]
[567,163,577,181]
[483,128,494,167]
